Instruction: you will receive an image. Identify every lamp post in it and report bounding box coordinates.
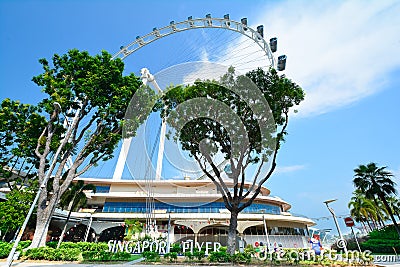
[6,102,65,267]
[323,199,348,255]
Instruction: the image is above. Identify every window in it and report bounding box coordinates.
[103,201,281,215]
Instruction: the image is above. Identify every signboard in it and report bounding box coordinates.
[107,239,221,255]
[344,217,355,227]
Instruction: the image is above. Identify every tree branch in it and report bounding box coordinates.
[203,153,232,203]
[74,151,107,177]
[241,159,265,199]
[238,111,289,212]
[193,154,232,210]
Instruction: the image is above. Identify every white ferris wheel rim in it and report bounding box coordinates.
[112,16,277,69]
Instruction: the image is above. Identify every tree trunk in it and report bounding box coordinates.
[30,191,59,248]
[379,194,400,238]
[227,209,238,255]
[376,213,385,228]
[366,219,373,232]
[30,211,51,248]
[379,216,386,228]
[361,220,368,233]
[368,212,377,229]
[372,198,385,228]
[392,205,400,222]
[2,226,9,241]
[57,197,75,248]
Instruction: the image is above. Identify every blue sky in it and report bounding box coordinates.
[1,0,400,236]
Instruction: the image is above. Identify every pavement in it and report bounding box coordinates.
[3,264,233,267]
[3,261,134,267]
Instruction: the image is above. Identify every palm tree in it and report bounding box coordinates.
[374,199,388,228]
[387,197,400,221]
[353,162,400,238]
[57,180,96,248]
[348,190,378,232]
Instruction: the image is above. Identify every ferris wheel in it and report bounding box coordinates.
[112,14,287,71]
[111,13,287,179]
[104,14,287,234]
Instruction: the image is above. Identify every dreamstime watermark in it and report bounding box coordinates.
[253,247,373,262]
[336,238,347,249]
[373,255,400,263]
[122,61,276,207]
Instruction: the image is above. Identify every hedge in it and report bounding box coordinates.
[0,241,31,259]
[82,251,131,261]
[24,247,81,261]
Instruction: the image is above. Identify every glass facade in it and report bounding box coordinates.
[243,225,307,236]
[95,186,110,193]
[102,201,281,214]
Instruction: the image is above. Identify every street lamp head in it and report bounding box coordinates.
[323,199,337,205]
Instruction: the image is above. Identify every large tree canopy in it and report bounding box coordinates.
[160,67,304,253]
[0,99,48,190]
[29,49,154,247]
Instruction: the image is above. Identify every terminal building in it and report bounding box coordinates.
[47,176,315,249]
[1,68,315,249]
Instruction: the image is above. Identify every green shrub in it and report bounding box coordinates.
[0,240,32,259]
[82,250,130,261]
[82,251,131,261]
[24,247,80,261]
[219,246,227,252]
[82,251,111,261]
[170,243,181,253]
[18,241,32,249]
[184,251,194,261]
[360,239,400,253]
[142,251,160,262]
[54,248,81,261]
[0,242,12,258]
[208,250,231,262]
[112,251,132,261]
[355,225,400,253]
[232,252,251,264]
[59,241,108,252]
[369,225,398,240]
[46,241,58,248]
[244,244,256,256]
[164,252,178,262]
[193,248,205,261]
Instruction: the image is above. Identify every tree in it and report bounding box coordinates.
[0,99,48,190]
[161,67,304,254]
[30,49,154,247]
[0,188,35,239]
[353,162,400,238]
[374,198,389,228]
[57,180,96,248]
[348,190,378,232]
[124,219,144,240]
[386,196,400,221]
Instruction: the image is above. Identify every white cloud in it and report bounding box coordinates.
[216,0,400,117]
[177,1,400,117]
[254,0,400,117]
[275,164,306,174]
